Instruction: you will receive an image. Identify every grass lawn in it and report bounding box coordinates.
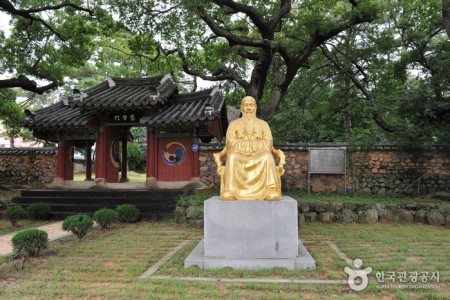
[0,221,448,299]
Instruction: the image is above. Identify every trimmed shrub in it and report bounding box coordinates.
[93,208,118,228]
[116,204,140,223]
[26,203,51,220]
[12,229,48,256]
[6,205,25,226]
[62,214,94,239]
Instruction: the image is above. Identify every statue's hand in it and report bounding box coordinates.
[277,149,286,165]
[271,148,285,177]
[217,166,224,176]
[213,153,224,176]
[278,164,285,177]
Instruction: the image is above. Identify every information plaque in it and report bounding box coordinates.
[308,147,347,194]
[309,148,346,174]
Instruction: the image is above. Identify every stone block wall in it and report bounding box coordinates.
[199,144,450,195]
[0,148,56,185]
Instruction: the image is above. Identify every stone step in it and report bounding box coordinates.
[11,188,191,220]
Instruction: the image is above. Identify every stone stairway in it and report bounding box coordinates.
[12,188,192,221]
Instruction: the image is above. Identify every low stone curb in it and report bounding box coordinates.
[176,201,450,227]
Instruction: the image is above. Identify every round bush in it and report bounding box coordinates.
[26,203,51,220]
[12,229,48,256]
[93,208,118,228]
[6,205,25,226]
[116,204,140,223]
[62,214,94,239]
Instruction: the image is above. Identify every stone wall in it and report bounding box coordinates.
[176,200,450,227]
[199,144,450,195]
[0,148,56,185]
[298,201,450,226]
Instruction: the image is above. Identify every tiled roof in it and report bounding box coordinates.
[23,102,95,130]
[23,75,227,136]
[71,75,177,110]
[140,87,224,126]
[0,147,56,155]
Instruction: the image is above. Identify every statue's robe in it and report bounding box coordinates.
[221,117,281,200]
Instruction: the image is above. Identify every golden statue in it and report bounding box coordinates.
[214,96,285,200]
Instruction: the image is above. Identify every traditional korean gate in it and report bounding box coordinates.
[157,137,193,181]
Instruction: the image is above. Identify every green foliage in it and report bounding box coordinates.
[0,89,25,143]
[115,204,140,223]
[12,229,48,256]
[127,142,143,171]
[62,214,94,239]
[6,205,25,226]
[26,203,51,221]
[130,127,147,144]
[176,189,217,208]
[93,208,118,228]
[174,189,217,226]
[0,2,111,93]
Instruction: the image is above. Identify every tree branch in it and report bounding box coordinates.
[268,0,291,29]
[106,45,161,62]
[197,6,271,48]
[0,75,58,94]
[0,0,94,41]
[321,46,402,133]
[211,0,271,37]
[174,48,249,89]
[443,0,450,39]
[294,12,374,69]
[236,47,260,60]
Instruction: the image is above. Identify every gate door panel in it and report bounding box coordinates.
[157,137,193,181]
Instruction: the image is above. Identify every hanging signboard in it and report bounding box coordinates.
[107,112,141,124]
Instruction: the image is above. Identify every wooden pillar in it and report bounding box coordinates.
[146,128,157,186]
[85,142,93,181]
[95,124,107,184]
[192,137,200,178]
[55,140,74,182]
[94,118,121,184]
[120,138,129,182]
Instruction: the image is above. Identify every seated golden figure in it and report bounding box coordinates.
[214,96,285,200]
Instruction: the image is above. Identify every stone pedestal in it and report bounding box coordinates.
[184,196,316,270]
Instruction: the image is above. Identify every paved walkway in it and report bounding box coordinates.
[0,221,72,257]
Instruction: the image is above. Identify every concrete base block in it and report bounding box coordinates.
[184,240,316,270]
[184,196,316,270]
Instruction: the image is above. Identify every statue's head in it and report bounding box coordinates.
[241,96,257,117]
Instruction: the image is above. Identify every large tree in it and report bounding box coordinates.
[108,0,378,120]
[270,0,450,144]
[0,0,103,94]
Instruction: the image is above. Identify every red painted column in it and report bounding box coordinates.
[65,141,74,180]
[95,122,107,184]
[55,140,65,181]
[55,140,74,182]
[85,142,93,181]
[192,137,200,178]
[120,138,128,182]
[105,127,120,183]
[94,116,120,184]
[146,128,157,186]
